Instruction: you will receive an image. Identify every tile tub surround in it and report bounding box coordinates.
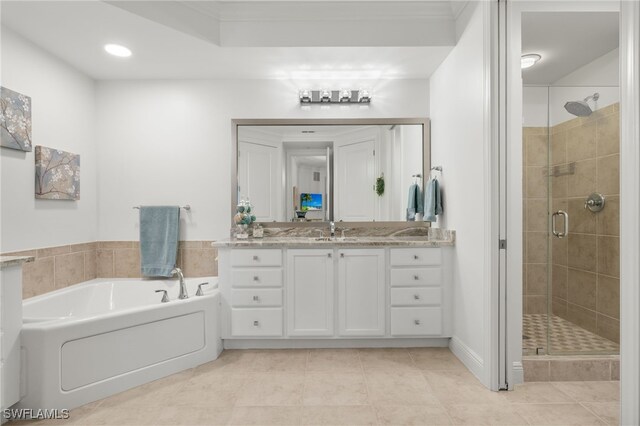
[523,103,620,346]
[1,241,218,299]
[11,348,620,426]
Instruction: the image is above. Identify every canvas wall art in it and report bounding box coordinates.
[0,86,32,152]
[35,146,80,200]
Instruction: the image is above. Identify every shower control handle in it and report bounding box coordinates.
[552,210,569,239]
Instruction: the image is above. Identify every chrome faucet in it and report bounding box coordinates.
[330,221,336,238]
[171,267,188,299]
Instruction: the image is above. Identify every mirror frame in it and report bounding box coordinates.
[231,117,431,227]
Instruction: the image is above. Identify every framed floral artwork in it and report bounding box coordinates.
[0,86,32,152]
[35,146,80,200]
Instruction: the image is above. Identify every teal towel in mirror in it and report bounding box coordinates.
[406,183,423,221]
[424,178,442,222]
[139,206,180,277]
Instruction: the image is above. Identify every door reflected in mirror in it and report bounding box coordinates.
[236,121,428,223]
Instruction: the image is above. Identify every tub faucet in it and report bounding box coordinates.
[330,221,336,238]
[171,267,188,299]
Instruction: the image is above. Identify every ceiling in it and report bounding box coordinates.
[1,1,463,80]
[521,12,619,85]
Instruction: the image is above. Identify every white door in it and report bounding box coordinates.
[238,141,279,221]
[287,249,334,336]
[335,140,375,221]
[338,249,385,336]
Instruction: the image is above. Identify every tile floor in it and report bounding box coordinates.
[12,348,620,425]
[523,314,619,355]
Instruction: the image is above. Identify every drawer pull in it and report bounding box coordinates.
[327,253,332,258]
[414,294,420,300]
[252,295,260,302]
[413,255,419,260]
[253,276,259,281]
[340,253,345,258]
[414,319,421,325]
[253,255,259,261]
[413,275,419,280]
[253,320,259,327]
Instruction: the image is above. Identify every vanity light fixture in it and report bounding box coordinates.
[104,43,132,58]
[298,88,371,104]
[521,53,541,69]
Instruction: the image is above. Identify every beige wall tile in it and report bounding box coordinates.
[527,166,547,198]
[179,241,202,249]
[84,250,97,280]
[566,120,596,162]
[567,234,597,272]
[549,360,611,381]
[97,249,114,277]
[567,268,597,310]
[181,248,217,277]
[611,360,620,380]
[70,242,97,253]
[567,159,597,197]
[550,132,567,165]
[22,257,55,298]
[526,264,547,296]
[552,235,568,266]
[99,241,134,249]
[526,199,548,232]
[526,232,548,264]
[55,252,85,288]
[526,295,547,315]
[114,248,141,278]
[597,154,620,196]
[37,245,70,258]
[526,134,549,166]
[597,314,620,344]
[552,297,568,318]
[523,360,550,382]
[596,195,619,236]
[596,112,620,156]
[598,236,619,278]
[568,198,596,234]
[551,265,568,299]
[551,174,568,199]
[597,275,619,319]
[566,303,597,334]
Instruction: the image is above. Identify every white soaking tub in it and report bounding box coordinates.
[17,277,222,411]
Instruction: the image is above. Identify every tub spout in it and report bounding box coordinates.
[171,267,188,299]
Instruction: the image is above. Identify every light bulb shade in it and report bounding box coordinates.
[340,89,352,102]
[320,89,331,102]
[358,88,371,103]
[299,89,312,103]
[521,54,541,69]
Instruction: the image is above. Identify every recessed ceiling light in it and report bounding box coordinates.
[521,54,541,69]
[104,44,132,58]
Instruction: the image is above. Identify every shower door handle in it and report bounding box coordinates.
[552,210,569,239]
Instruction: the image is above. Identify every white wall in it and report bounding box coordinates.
[96,79,429,241]
[555,48,619,86]
[429,2,492,385]
[0,28,97,252]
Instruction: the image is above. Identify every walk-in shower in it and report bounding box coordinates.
[523,86,620,356]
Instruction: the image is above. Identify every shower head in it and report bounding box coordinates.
[564,92,600,117]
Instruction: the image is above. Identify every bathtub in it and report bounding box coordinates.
[16,277,222,411]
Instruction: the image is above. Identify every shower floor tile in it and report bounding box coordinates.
[523,314,619,355]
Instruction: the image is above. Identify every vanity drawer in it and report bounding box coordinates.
[231,289,283,307]
[389,248,441,266]
[231,308,283,337]
[390,307,442,336]
[390,287,442,306]
[390,267,442,287]
[231,249,282,267]
[232,269,283,287]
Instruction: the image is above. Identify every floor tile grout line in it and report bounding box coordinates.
[578,401,615,425]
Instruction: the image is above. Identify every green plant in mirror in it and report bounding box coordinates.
[376,175,385,196]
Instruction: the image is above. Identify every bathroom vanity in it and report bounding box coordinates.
[214,231,454,347]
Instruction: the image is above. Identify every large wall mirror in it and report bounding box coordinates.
[232,118,430,224]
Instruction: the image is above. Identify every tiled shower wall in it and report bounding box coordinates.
[2,241,217,299]
[523,103,620,344]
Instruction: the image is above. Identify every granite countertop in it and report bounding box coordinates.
[0,255,35,269]
[213,230,455,248]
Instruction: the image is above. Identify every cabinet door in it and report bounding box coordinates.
[286,249,334,336]
[338,249,385,336]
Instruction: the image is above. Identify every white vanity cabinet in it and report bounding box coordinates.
[338,249,385,336]
[217,242,452,343]
[286,249,334,336]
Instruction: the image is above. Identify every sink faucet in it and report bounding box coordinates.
[171,267,188,299]
[330,221,336,238]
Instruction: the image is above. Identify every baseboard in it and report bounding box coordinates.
[511,361,524,387]
[449,336,484,381]
[224,338,450,350]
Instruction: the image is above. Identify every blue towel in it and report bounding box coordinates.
[406,183,424,221]
[139,206,180,277]
[424,178,442,222]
